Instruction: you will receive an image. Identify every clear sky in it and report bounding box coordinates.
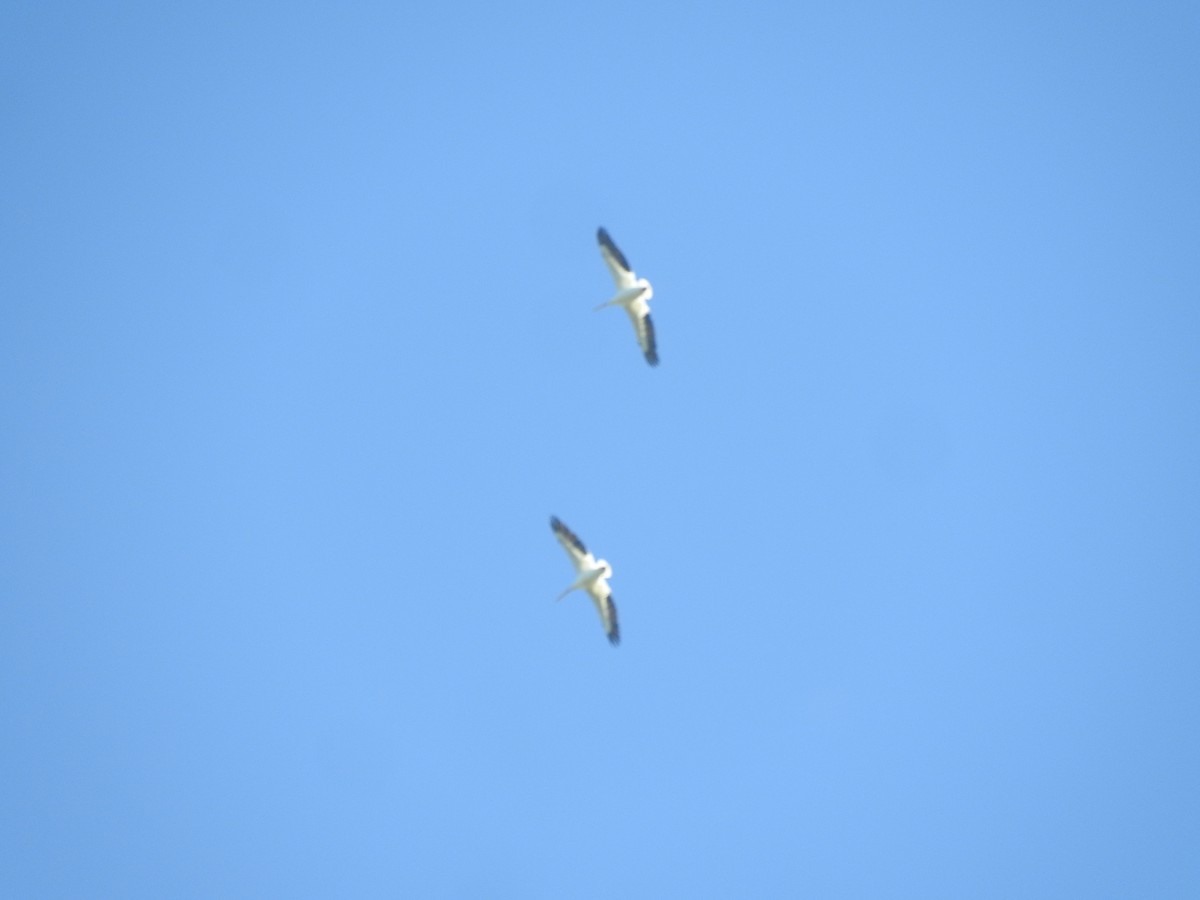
[2,2,1198,897]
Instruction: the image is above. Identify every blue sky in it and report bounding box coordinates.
[2,2,1198,896]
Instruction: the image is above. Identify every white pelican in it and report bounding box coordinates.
[550,516,620,645]
[596,227,658,366]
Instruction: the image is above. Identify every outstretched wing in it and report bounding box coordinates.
[630,309,658,366]
[590,585,620,646]
[597,227,637,289]
[551,516,594,571]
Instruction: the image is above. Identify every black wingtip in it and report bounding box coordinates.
[642,313,659,366]
[607,598,620,646]
[596,227,632,272]
[550,516,588,555]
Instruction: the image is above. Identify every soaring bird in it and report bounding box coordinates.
[595,227,658,366]
[550,516,620,645]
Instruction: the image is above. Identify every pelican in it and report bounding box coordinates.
[596,227,658,366]
[550,516,620,645]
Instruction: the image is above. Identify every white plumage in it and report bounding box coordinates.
[596,227,658,366]
[550,516,620,645]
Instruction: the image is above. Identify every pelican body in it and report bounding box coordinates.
[596,227,658,366]
[550,516,620,645]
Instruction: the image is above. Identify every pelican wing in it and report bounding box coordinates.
[551,516,594,571]
[628,309,658,367]
[597,227,637,289]
[589,584,620,646]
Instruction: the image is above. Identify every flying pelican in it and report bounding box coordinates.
[550,516,620,645]
[596,227,658,366]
